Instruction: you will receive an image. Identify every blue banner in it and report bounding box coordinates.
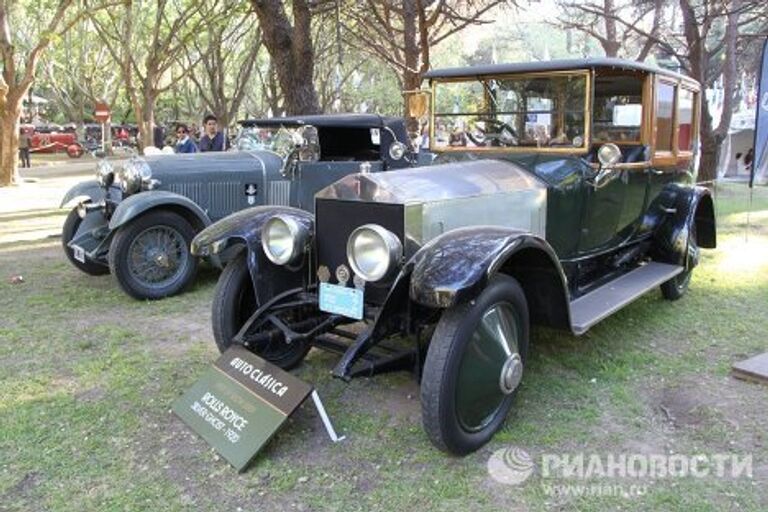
[753,38,768,187]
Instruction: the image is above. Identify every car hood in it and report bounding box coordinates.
[315,158,546,205]
[138,150,284,179]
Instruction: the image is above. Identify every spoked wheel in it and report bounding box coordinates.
[661,224,699,301]
[62,206,110,275]
[421,275,529,455]
[109,210,198,299]
[212,253,310,369]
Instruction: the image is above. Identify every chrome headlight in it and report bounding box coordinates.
[346,224,402,282]
[118,158,152,194]
[388,141,407,161]
[261,215,309,265]
[95,160,114,187]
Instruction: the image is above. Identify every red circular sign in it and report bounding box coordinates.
[94,101,111,123]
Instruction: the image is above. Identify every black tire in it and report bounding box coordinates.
[62,207,110,276]
[661,224,698,301]
[421,274,529,455]
[212,254,311,369]
[108,210,198,300]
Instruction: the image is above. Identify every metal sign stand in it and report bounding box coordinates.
[310,390,346,443]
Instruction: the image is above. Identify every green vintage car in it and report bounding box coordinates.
[193,58,716,454]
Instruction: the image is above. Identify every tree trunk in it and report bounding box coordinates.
[601,0,620,57]
[251,0,321,115]
[402,0,421,134]
[698,126,722,184]
[0,103,21,186]
[136,91,156,152]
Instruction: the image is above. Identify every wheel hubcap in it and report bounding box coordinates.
[499,353,523,394]
[456,303,521,432]
[127,226,188,287]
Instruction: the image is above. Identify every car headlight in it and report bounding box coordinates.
[388,141,407,160]
[346,224,402,282]
[118,158,152,194]
[261,215,309,265]
[95,160,114,187]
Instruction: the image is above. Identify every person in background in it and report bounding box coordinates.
[153,125,165,149]
[175,124,198,154]
[199,114,225,152]
[18,128,31,168]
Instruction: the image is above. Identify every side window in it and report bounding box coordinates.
[655,81,676,153]
[592,73,644,143]
[677,88,696,152]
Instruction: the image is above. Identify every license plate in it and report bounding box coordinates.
[72,245,86,263]
[319,283,364,320]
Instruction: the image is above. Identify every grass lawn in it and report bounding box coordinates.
[1,182,767,511]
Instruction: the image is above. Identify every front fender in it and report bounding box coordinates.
[192,206,314,306]
[650,185,716,267]
[190,205,314,257]
[409,226,566,310]
[108,191,211,231]
[60,180,105,208]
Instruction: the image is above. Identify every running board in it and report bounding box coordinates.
[570,262,684,335]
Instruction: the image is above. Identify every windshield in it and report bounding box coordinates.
[235,125,301,158]
[431,72,589,151]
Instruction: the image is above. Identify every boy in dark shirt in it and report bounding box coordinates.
[199,114,225,152]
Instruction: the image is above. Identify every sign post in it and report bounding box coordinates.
[173,346,341,472]
[94,101,111,154]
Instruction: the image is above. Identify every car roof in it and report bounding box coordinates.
[424,58,699,87]
[239,113,404,129]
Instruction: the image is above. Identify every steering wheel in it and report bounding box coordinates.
[466,119,518,147]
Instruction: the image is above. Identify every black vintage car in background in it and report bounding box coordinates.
[60,114,412,300]
[192,58,716,454]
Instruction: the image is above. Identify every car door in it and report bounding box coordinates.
[577,72,651,254]
[577,167,649,254]
[647,80,700,203]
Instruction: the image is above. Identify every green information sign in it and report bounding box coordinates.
[173,346,313,472]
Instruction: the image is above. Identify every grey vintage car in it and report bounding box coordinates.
[193,58,717,454]
[60,114,412,299]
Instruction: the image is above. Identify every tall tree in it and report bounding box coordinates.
[554,0,664,60]
[0,0,92,186]
[184,1,263,127]
[250,0,322,114]
[343,0,508,131]
[87,0,211,150]
[40,19,121,128]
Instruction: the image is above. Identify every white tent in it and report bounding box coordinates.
[718,109,755,179]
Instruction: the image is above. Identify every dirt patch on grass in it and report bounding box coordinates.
[2,472,42,510]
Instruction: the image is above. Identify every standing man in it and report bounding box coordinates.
[18,128,31,168]
[199,114,226,152]
[175,124,198,153]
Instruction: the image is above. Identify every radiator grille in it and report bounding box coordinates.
[268,181,291,206]
[168,182,204,205]
[208,182,241,219]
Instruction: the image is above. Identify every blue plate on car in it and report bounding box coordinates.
[319,283,364,320]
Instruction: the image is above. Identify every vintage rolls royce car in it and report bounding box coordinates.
[60,114,412,299]
[191,58,716,454]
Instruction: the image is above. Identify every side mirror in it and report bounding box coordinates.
[597,143,622,168]
[404,91,430,119]
[588,143,623,189]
